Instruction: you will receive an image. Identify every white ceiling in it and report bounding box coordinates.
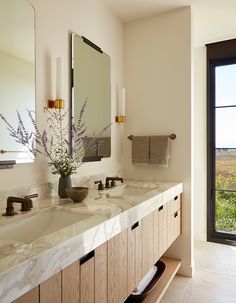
[105,0,200,23]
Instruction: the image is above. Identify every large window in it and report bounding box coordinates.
[207,39,236,245]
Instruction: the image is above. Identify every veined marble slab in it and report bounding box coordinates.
[0,180,183,303]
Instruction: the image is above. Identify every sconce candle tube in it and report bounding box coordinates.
[56,57,62,99]
[115,87,126,123]
[119,87,126,116]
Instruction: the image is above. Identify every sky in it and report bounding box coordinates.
[215,63,236,148]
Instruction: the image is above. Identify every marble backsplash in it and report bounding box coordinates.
[0,172,119,211]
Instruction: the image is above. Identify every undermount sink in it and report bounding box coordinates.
[106,184,155,200]
[0,208,92,244]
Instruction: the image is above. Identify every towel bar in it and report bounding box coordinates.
[128,134,176,141]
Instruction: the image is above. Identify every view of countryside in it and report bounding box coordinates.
[215,148,236,233]
[215,63,236,235]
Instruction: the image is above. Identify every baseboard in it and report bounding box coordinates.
[177,263,193,277]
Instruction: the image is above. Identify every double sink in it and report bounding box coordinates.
[0,182,158,245]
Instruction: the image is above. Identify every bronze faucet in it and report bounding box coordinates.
[2,193,39,216]
[105,177,124,188]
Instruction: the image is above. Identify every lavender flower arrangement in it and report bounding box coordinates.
[0,99,110,176]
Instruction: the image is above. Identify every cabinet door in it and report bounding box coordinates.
[108,229,128,303]
[12,287,39,303]
[158,203,168,258]
[142,212,154,276]
[95,242,108,303]
[128,221,143,293]
[40,272,62,303]
[80,251,95,303]
[168,210,181,246]
[62,260,80,303]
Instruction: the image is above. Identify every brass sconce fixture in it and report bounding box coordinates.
[47,99,64,109]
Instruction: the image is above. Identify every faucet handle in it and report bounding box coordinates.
[24,193,39,209]
[94,181,104,190]
[110,180,116,187]
[24,193,39,199]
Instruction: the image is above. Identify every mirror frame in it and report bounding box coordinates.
[70,33,111,162]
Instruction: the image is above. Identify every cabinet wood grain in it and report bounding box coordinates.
[62,260,80,303]
[95,242,108,303]
[40,272,61,303]
[153,209,159,263]
[128,221,143,293]
[80,256,95,303]
[142,213,154,276]
[108,229,128,303]
[158,203,168,257]
[12,287,39,303]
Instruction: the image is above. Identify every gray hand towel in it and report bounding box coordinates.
[132,136,150,164]
[149,136,170,167]
[98,137,111,157]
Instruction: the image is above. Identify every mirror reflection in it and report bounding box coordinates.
[0,0,35,163]
[71,33,111,161]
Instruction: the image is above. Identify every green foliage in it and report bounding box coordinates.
[0,98,111,177]
[215,167,236,233]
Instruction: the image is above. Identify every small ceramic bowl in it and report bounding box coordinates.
[66,187,89,203]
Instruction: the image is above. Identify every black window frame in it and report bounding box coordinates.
[207,39,236,245]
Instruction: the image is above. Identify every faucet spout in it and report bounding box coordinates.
[105,177,124,188]
[2,194,39,216]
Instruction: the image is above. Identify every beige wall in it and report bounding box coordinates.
[0,0,124,189]
[192,0,236,240]
[124,7,192,276]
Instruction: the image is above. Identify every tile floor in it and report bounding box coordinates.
[161,240,236,303]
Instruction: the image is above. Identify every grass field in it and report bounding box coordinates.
[215,149,236,233]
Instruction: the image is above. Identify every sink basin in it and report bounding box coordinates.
[0,208,91,244]
[106,185,154,199]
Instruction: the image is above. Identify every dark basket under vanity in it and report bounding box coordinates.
[125,260,166,303]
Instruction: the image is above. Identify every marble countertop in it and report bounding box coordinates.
[0,180,183,303]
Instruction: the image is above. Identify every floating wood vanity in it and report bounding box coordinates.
[12,191,182,303]
[0,181,183,303]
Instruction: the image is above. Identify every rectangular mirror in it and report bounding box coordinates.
[71,33,111,161]
[0,0,35,164]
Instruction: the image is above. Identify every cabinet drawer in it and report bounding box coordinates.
[168,209,181,246]
[169,195,181,215]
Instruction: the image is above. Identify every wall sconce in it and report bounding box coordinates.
[115,88,126,123]
[46,57,64,110]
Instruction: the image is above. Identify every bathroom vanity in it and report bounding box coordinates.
[0,180,183,303]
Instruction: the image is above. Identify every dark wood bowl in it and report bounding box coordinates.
[125,260,166,303]
[66,187,88,202]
